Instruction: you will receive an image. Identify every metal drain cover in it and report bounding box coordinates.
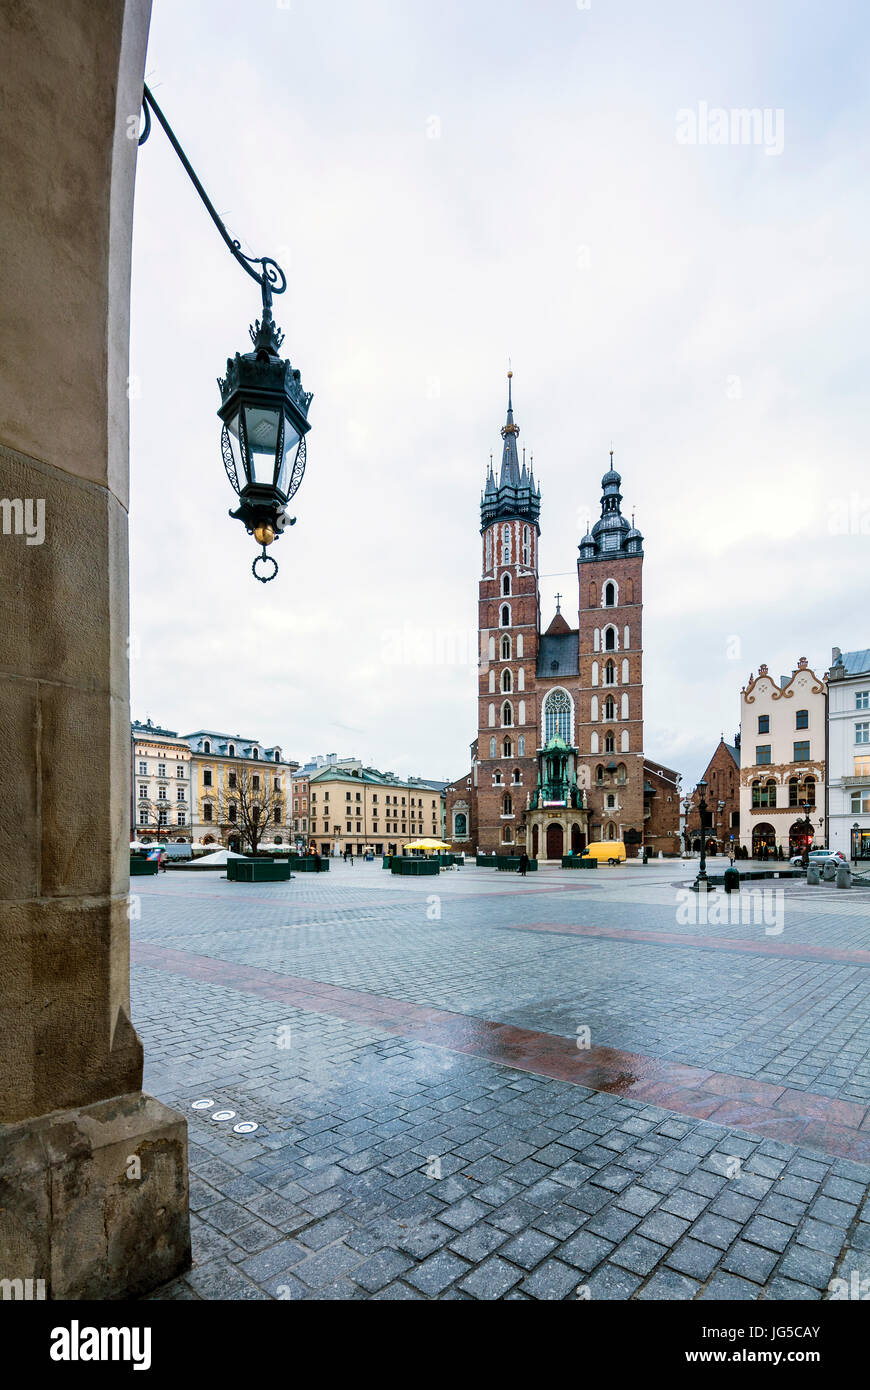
[191,1099,214,1110]
[233,1122,259,1134]
[211,1109,236,1122]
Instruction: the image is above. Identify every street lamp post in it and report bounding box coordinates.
[852,821,860,865]
[139,84,313,582]
[694,779,709,891]
[801,800,813,868]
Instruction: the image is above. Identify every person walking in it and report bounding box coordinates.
[518,851,529,877]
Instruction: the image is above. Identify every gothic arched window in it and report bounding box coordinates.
[518,735,525,756]
[604,660,616,685]
[501,669,512,693]
[502,793,513,816]
[604,696,615,720]
[502,702,513,727]
[485,530,492,572]
[604,582,616,607]
[604,626,616,651]
[522,525,531,566]
[543,687,572,743]
[502,737,513,757]
[501,524,511,564]
[500,604,510,627]
[501,634,511,660]
[489,737,496,758]
[502,572,511,596]
[604,731,615,753]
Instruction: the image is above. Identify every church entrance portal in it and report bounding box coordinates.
[545,823,564,860]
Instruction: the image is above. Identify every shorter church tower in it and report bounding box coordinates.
[475,374,541,852]
[577,455,645,846]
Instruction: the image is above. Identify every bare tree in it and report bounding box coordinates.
[214,765,285,855]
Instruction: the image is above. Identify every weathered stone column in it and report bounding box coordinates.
[0,0,190,1298]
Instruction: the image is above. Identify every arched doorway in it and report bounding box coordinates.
[532,824,539,858]
[789,820,811,856]
[571,823,585,854]
[545,823,564,860]
[752,823,776,858]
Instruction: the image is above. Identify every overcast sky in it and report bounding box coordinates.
[129,0,870,785]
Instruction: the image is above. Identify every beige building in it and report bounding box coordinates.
[308,763,446,856]
[186,730,297,849]
[738,658,826,856]
[292,774,310,842]
[131,719,192,841]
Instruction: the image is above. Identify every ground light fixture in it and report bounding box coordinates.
[139,85,313,582]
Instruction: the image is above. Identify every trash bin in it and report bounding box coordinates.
[723,866,740,894]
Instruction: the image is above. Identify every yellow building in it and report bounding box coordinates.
[185,729,297,849]
[308,762,446,856]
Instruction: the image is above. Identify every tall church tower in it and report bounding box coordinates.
[577,455,645,844]
[476,374,541,852]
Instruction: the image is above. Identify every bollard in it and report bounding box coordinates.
[823,861,837,882]
[807,863,820,885]
[835,864,852,890]
[723,867,740,895]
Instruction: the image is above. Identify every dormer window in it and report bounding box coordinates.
[203,740,211,754]
[228,744,235,757]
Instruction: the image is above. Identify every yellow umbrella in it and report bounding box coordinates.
[403,839,451,852]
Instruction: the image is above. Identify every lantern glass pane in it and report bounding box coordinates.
[243,405,282,485]
[225,407,246,481]
[275,411,302,494]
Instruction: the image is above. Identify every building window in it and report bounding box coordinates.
[857,691,869,710]
[501,668,512,693]
[802,777,816,807]
[604,626,616,651]
[855,757,870,777]
[500,604,510,627]
[788,776,800,807]
[203,804,213,821]
[138,785,148,801]
[157,762,166,777]
[203,740,211,754]
[176,764,184,778]
[543,687,572,743]
[252,775,260,791]
[139,809,148,825]
[522,525,531,566]
[795,709,809,729]
[616,763,627,784]
[157,787,167,801]
[756,745,771,765]
[851,791,870,813]
[604,582,616,607]
[793,741,810,762]
[177,787,185,801]
[489,736,496,757]
[228,804,237,822]
[512,768,521,784]
[177,811,186,826]
[228,744,235,757]
[228,771,237,789]
[502,737,513,757]
[751,779,776,809]
[501,524,511,564]
[856,723,870,745]
[203,770,212,787]
[501,572,511,596]
[604,696,615,721]
[158,808,168,826]
[604,732,615,753]
[502,793,513,816]
[758,715,769,734]
[518,735,525,756]
[138,761,147,776]
[500,634,511,660]
[502,702,513,727]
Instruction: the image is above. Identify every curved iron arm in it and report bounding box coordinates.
[139,84,286,311]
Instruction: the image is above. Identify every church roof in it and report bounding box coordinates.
[544,611,571,636]
[536,631,579,678]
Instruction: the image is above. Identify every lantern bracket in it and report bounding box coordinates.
[139,84,285,313]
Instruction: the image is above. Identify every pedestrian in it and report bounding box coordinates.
[158,848,167,873]
[518,851,529,877]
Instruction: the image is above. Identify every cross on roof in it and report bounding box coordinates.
[555,592,562,613]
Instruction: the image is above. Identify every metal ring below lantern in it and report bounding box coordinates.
[252,548,279,583]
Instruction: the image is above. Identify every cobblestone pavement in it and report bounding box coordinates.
[134,861,870,1300]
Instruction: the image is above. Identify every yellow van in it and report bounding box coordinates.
[584,841,626,865]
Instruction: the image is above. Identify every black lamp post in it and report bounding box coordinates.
[139,85,313,583]
[694,779,709,890]
[801,800,813,867]
[853,821,860,865]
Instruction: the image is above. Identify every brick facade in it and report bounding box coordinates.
[685,737,741,855]
[446,381,681,858]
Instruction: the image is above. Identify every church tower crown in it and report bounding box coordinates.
[480,372,541,533]
[579,449,643,561]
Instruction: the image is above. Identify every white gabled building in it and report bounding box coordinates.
[826,647,870,862]
[738,658,827,857]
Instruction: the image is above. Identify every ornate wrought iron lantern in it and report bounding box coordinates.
[139,84,313,581]
[218,287,312,581]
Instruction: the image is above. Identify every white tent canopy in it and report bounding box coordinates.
[184,848,246,869]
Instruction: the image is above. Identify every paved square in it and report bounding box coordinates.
[134,861,870,1300]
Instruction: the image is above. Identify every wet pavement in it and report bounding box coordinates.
[133,860,870,1299]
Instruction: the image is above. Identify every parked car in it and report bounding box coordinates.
[584,840,627,865]
[789,848,846,868]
